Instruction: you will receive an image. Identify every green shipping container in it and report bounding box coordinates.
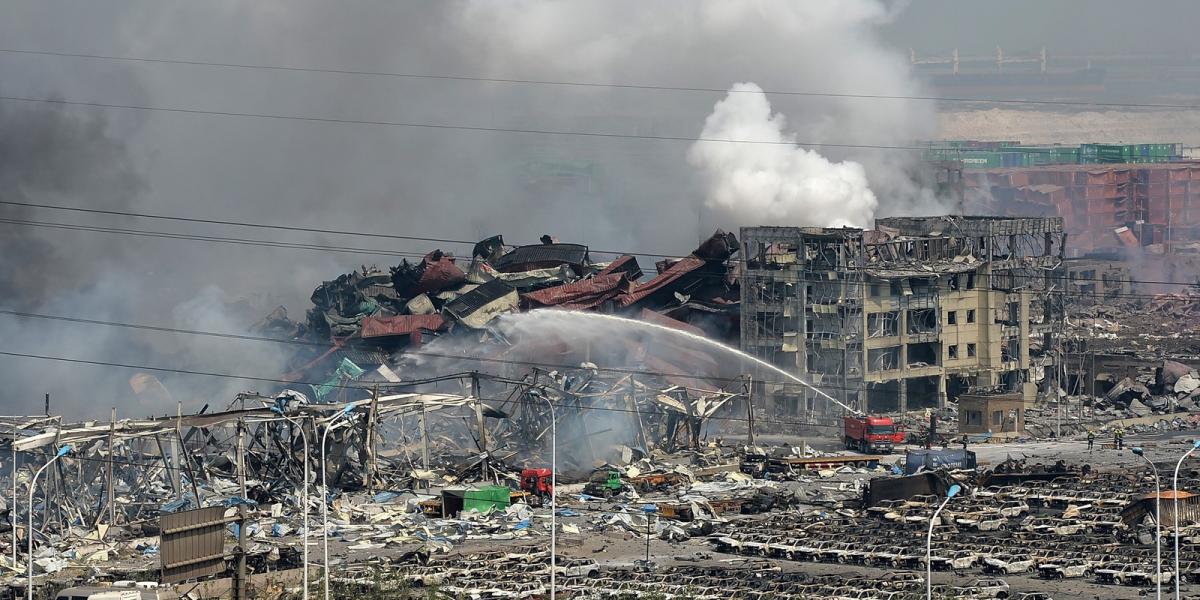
[957,151,1006,169]
[462,485,512,514]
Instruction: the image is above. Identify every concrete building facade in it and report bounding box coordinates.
[740,216,1065,418]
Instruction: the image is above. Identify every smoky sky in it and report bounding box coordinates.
[884,0,1200,56]
[1,0,1194,417]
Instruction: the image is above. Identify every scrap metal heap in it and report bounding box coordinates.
[270,230,741,395]
[1053,263,1200,431]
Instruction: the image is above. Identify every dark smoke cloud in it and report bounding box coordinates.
[0,0,955,417]
[0,100,144,307]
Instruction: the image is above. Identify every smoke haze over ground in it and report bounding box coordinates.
[0,0,982,416]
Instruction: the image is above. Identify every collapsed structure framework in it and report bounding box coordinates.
[0,362,752,562]
[740,216,1066,416]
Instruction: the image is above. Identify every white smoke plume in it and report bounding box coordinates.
[688,83,879,228]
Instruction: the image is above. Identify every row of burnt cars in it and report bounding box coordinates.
[714,473,1198,590]
[331,547,1028,599]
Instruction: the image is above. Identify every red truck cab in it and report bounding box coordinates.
[843,415,904,453]
[520,468,554,499]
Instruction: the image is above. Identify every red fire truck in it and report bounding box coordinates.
[843,415,905,454]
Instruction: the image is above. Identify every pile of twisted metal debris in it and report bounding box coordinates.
[261,231,741,394]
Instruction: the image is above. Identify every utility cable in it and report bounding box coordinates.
[0,310,872,395]
[0,349,859,430]
[4,203,1200,291]
[0,304,1188,399]
[0,94,1154,157]
[0,217,434,260]
[4,47,1200,111]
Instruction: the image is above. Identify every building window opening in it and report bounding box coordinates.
[907,342,940,367]
[907,308,938,334]
[867,311,899,338]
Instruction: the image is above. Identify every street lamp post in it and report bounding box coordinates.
[925,483,962,600]
[27,445,70,600]
[320,405,354,600]
[1134,447,1164,600]
[275,411,311,600]
[10,442,17,570]
[1172,440,1200,600]
[537,396,557,600]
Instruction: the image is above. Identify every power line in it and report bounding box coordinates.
[4,47,1200,111]
[0,217,434,260]
[0,94,1142,158]
[0,93,936,151]
[4,207,1199,292]
[0,308,847,393]
[0,305,1001,403]
[8,206,1197,302]
[0,200,477,249]
[0,297,1183,407]
[0,200,673,259]
[0,349,852,430]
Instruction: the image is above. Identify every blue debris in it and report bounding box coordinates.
[373,491,402,504]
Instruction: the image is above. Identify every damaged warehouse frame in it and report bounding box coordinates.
[0,363,756,586]
[740,216,1066,417]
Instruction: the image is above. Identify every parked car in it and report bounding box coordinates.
[998,500,1029,518]
[1037,558,1093,579]
[1096,563,1174,586]
[982,554,1035,575]
[954,577,1010,599]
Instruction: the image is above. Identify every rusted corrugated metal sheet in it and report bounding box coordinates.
[417,252,467,294]
[597,255,643,280]
[161,506,227,584]
[523,272,630,309]
[360,314,446,338]
[617,256,705,307]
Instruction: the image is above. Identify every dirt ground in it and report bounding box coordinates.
[939,107,1200,150]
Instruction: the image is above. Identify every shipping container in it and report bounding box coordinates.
[463,485,512,513]
[927,141,1182,168]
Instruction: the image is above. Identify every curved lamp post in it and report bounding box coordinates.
[275,409,311,600]
[27,444,71,600]
[1134,447,1164,600]
[926,483,962,600]
[1172,440,1200,600]
[320,405,354,600]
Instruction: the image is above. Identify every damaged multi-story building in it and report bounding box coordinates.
[740,215,1065,418]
